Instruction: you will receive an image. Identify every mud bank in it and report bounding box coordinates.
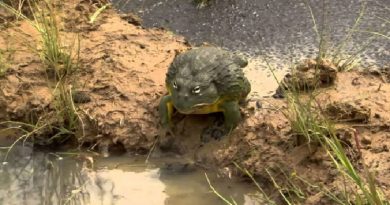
[0,0,189,152]
[0,0,389,203]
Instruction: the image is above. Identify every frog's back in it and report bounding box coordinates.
[167,47,251,100]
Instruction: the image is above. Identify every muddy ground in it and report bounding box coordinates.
[0,0,389,203]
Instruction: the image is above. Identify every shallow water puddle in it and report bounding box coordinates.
[0,144,260,205]
[245,57,286,98]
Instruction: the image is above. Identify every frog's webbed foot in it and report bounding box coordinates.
[200,125,226,143]
[200,115,226,143]
[158,126,176,151]
[200,101,241,143]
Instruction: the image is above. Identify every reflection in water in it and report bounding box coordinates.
[84,169,166,205]
[0,144,89,205]
[0,145,259,205]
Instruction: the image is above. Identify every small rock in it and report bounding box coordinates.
[325,102,370,123]
[72,91,91,103]
[160,161,197,175]
[371,145,389,153]
[19,63,29,68]
[75,4,85,11]
[120,13,143,26]
[351,77,361,86]
[272,87,285,99]
[256,101,262,109]
[273,59,337,97]
[246,132,257,140]
[360,136,371,145]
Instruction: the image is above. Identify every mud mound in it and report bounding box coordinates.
[274,59,337,98]
[0,0,188,150]
[74,11,188,152]
[325,101,371,123]
[365,66,390,83]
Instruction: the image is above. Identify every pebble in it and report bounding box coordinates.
[360,136,372,145]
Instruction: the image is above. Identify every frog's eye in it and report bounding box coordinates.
[192,86,201,94]
[172,81,178,89]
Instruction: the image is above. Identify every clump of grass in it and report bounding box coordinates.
[0,0,80,79]
[0,49,7,77]
[0,119,49,161]
[29,1,80,80]
[304,0,383,71]
[89,3,110,24]
[273,63,388,204]
[205,173,238,205]
[221,84,389,204]
[286,2,389,203]
[194,0,211,8]
[247,53,389,204]
[0,0,84,143]
[324,132,388,205]
[283,88,328,144]
[233,162,279,205]
[30,1,82,133]
[2,0,29,19]
[34,1,82,135]
[218,1,390,204]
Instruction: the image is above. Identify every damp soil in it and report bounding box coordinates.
[0,0,389,204]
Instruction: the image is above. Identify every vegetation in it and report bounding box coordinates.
[305,0,388,71]
[208,67,388,204]
[32,1,82,134]
[205,173,239,205]
[0,49,6,77]
[0,0,84,150]
[283,85,388,204]
[194,0,212,8]
[89,3,110,24]
[2,0,28,17]
[208,0,389,204]
[258,1,389,202]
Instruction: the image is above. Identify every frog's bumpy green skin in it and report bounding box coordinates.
[159,47,251,132]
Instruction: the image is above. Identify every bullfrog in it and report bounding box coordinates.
[159,47,251,134]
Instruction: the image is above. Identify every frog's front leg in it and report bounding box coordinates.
[159,95,174,128]
[158,95,176,149]
[220,101,241,132]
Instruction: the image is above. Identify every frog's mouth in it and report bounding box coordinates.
[176,105,209,114]
[175,99,221,114]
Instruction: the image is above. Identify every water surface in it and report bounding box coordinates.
[0,142,260,205]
